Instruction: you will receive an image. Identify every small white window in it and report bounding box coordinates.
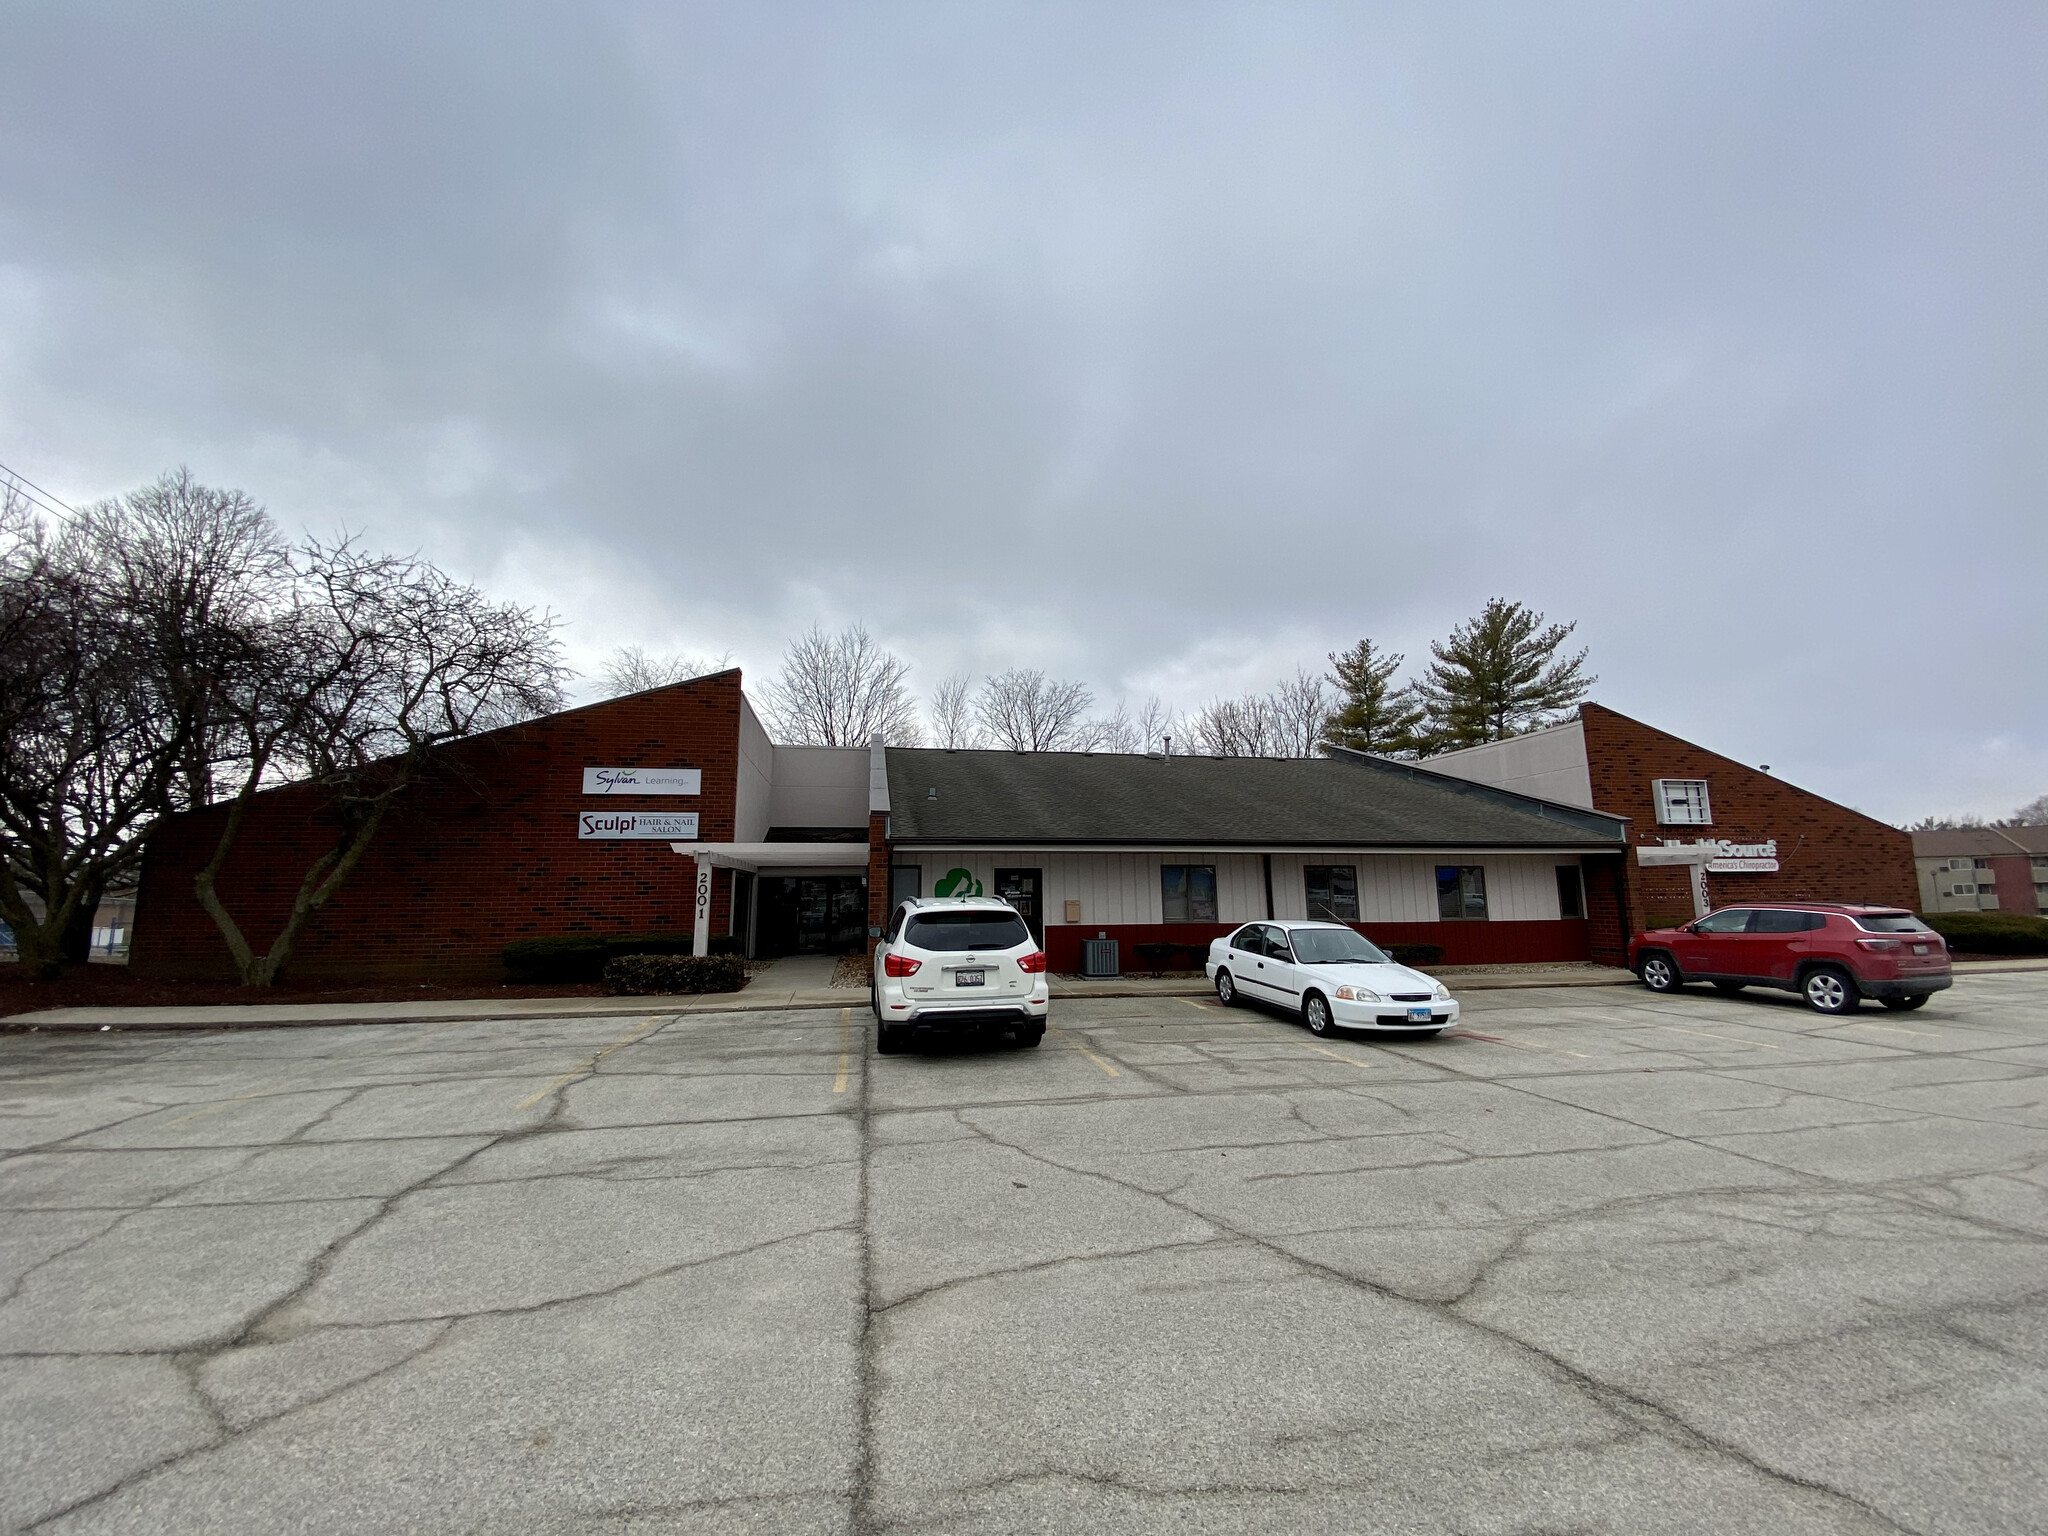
[1652,779,1712,825]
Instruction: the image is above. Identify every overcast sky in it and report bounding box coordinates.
[3,2,2043,822]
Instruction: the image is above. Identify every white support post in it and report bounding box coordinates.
[693,860,713,956]
[1688,861,1711,919]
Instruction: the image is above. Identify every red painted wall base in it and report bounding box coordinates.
[1045,918,1591,974]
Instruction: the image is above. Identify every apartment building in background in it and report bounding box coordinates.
[1912,826,2048,916]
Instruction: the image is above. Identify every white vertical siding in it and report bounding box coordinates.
[904,850,1578,927]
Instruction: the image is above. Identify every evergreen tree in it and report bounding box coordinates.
[1322,638,1424,756]
[1412,598,1593,752]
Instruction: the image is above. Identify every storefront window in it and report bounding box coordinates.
[1304,865,1359,921]
[1436,865,1488,920]
[1161,864,1218,922]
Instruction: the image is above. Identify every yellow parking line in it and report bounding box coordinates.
[516,1016,664,1110]
[834,1008,852,1093]
[1301,1042,1372,1070]
[1049,1025,1121,1078]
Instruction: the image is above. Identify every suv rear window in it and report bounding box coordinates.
[1851,912,1933,934]
[903,911,1031,951]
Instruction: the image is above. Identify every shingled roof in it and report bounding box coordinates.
[884,746,1626,848]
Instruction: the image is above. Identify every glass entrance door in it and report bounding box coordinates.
[757,875,869,955]
[994,868,1043,944]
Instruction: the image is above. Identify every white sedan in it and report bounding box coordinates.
[1206,921,1458,1037]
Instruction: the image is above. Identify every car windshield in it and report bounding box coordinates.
[903,911,1031,951]
[1289,927,1390,964]
[1851,912,1934,934]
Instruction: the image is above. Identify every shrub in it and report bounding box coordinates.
[602,953,748,995]
[503,931,702,983]
[1919,910,2048,956]
[1384,943,1445,967]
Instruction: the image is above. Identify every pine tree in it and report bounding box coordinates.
[1322,638,1424,756]
[1411,599,1593,752]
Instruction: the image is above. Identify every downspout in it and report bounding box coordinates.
[1262,853,1274,920]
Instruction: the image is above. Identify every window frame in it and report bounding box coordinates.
[1435,865,1490,921]
[1554,864,1585,920]
[1652,778,1713,825]
[1303,864,1361,922]
[1160,863,1219,924]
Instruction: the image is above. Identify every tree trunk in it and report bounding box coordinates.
[58,882,102,966]
[243,798,394,986]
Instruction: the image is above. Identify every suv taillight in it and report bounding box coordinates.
[1017,950,1047,974]
[1856,938,1900,952]
[884,953,921,977]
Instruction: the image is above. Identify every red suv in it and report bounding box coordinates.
[1630,905,1951,1015]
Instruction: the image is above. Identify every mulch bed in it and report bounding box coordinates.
[0,962,601,1017]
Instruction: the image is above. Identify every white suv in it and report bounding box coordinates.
[871,896,1049,1054]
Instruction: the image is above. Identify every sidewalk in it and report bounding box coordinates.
[8,958,2041,1034]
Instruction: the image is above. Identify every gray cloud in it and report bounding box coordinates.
[3,1,2043,820]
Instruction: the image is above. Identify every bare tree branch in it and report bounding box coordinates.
[928,672,981,748]
[757,624,921,746]
[974,669,1093,751]
[597,645,732,698]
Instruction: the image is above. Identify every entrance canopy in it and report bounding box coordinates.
[671,842,869,954]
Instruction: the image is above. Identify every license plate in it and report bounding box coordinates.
[955,970,985,988]
[1407,1007,1433,1023]
[1913,944,1928,954]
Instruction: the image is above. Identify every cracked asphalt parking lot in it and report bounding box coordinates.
[3,975,2047,1534]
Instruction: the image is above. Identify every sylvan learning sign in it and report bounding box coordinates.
[578,812,700,840]
[583,767,702,795]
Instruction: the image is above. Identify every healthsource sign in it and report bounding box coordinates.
[1638,838,1780,873]
[579,812,700,840]
[582,767,702,795]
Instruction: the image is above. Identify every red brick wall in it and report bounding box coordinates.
[1579,704,1917,933]
[1988,853,2041,916]
[130,671,746,982]
[868,811,890,956]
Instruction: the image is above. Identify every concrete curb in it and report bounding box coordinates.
[1,966,1649,1032]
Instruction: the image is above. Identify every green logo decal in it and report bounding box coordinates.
[933,867,983,898]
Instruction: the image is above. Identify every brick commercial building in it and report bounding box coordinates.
[1426,704,1919,934]
[131,670,866,983]
[130,680,1916,984]
[1912,826,2048,916]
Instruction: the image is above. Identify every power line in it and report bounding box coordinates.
[0,457,81,522]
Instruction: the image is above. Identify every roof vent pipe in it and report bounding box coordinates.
[926,787,937,799]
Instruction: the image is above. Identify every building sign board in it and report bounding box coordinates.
[583,767,701,796]
[579,812,700,840]
[1639,838,1779,873]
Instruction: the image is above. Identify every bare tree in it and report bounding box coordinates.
[2011,795,2048,827]
[928,672,981,748]
[1267,668,1332,757]
[1187,694,1278,757]
[0,473,285,978]
[974,669,1094,751]
[758,624,922,746]
[1080,700,1142,753]
[1137,696,1176,753]
[597,645,732,698]
[192,539,567,986]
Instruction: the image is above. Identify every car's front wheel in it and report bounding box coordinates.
[1802,966,1860,1015]
[1881,995,1929,1012]
[1215,970,1239,1007]
[1303,992,1335,1036]
[1639,953,1681,992]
